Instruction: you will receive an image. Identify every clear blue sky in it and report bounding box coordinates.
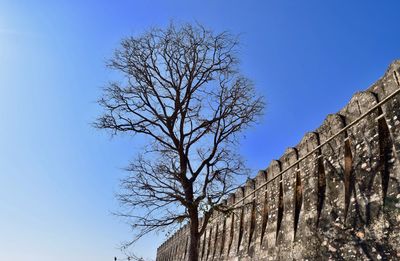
[0,1,399,260]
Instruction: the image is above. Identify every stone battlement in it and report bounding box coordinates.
[156,61,400,260]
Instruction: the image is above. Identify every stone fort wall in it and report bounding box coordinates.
[156,61,400,260]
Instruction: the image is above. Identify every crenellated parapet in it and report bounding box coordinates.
[157,60,400,260]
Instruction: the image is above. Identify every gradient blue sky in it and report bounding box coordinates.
[0,1,399,260]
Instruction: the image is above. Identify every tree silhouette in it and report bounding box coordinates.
[95,23,264,261]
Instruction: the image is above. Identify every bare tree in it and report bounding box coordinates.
[95,23,264,261]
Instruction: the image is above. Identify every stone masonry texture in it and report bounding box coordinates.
[156,61,400,261]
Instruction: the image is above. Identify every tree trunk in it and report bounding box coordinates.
[188,208,200,261]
